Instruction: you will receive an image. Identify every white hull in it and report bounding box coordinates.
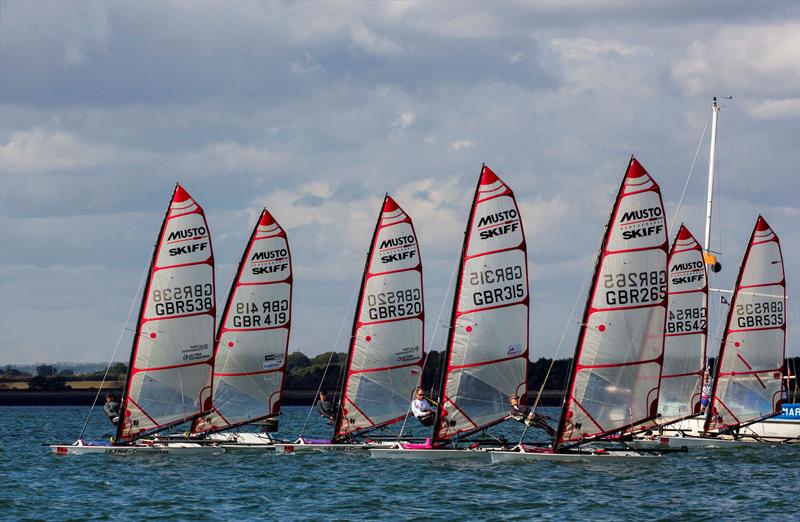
[50,440,224,456]
[273,441,396,454]
[369,447,493,461]
[630,436,773,449]
[650,415,799,443]
[489,449,662,463]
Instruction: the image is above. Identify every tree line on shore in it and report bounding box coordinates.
[4,355,799,397]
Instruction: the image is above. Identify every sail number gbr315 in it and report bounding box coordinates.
[602,270,666,306]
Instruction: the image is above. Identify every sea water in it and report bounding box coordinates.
[1,405,797,521]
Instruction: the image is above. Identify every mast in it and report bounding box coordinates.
[555,157,668,450]
[193,208,292,434]
[431,167,484,443]
[116,184,216,444]
[704,216,786,433]
[704,97,719,255]
[431,165,529,445]
[333,194,424,441]
[333,194,386,438]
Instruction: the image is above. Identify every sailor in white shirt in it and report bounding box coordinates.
[411,387,435,426]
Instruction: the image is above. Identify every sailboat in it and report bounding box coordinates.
[490,157,669,462]
[275,194,425,453]
[371,165,529,460]
[634,225,708,432]
[169,208,293,449]
[52,184,224,455]
[638,216,791,447]
[631,98,797,446]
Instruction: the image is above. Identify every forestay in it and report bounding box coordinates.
[193,209,292,433]
[656,225,708,425]
[117,184,216,444]
[556,157,668,448]
[705,216,786,432]
[433,166,529,444]
[334,195,424,440]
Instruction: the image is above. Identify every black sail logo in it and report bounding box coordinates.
[379,235,417,264]
[477,209,519,240]
[619,207,663,240]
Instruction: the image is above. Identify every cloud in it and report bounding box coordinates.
[1,128,119,174]
[350,22,403,56]
[1,2,798,364]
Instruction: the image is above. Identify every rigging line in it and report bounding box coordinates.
[670,117,710,234]
[298,283,360,438]
[719,120,758,219]
[518,230,605,448]
[77,252,152,441]
[396,250,461,443]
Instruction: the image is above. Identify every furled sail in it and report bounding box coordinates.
[334,195,424,440]
[433,166,529,444]
[556,157,667,448]
[705,216,786,432]
[193,209,292,433]
[655,225,708,425]
[117,184,216,444]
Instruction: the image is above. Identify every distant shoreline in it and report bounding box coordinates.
[0,389,566,407]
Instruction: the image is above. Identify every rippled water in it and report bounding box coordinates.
[1,406,797,521]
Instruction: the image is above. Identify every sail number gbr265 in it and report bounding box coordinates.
[602,270,666,306]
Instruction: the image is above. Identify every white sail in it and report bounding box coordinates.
[706,216,786,431]
[556,157,668,447]
[334,195,424,440]
[194,208,292,433]
[117,184,215,444]
[433,166,529,444]
[656,225,708,424]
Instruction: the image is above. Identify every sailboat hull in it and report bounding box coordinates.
[489,449,662,463]
[639,415,800,445]
[369,447,494,461]
[50,441,224,456]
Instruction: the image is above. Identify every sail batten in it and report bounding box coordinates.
[705,216,786,432]
[194,208,292,434]
[555,157,668,448]
[334,195,425,440]
[117,184,216,444]
[432,166,529,445]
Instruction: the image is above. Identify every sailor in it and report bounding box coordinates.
[508,394,556,437]
[316,390,336,425]
[700,369,712,413]
[104,393,120,426]
[411,387,435,426]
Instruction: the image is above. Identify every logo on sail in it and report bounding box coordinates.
[619,207,664,240]
[477,209,519,240]
[250,248,290,275]
[378,235,417,264]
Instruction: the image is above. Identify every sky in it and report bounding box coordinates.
[1,0,798,365]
